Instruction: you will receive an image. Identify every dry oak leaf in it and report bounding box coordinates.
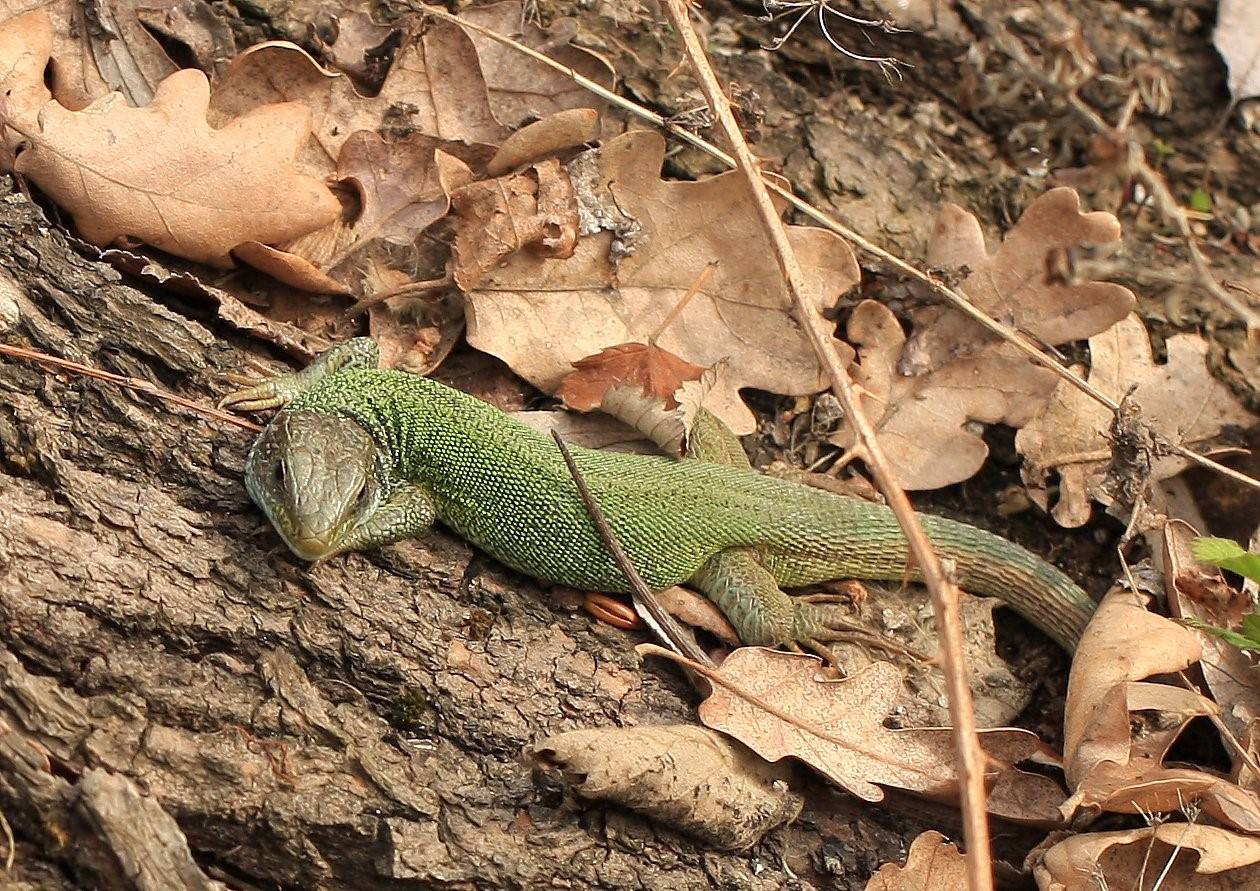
[1033,824,1260,891]
[832,299,1059,490]
[14,67,337,264]
[556,342,706,413]
[697,648,1066,824]
[556,344,748,462]
[464,130,861,435]
[209,25,505,178]
[901,188,1135,374]
[0,9,51,162]
[451,157,578,290]
[14,68,340,267]
[1163,518,1260,752]
[1060,587,1260,833]
[865,830,966,891]
[1016,315,1255,528]
[530,724,802,851]
[457,0,615,129]
[240,132,485,293]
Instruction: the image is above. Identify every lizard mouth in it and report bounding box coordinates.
[283,532,342,562]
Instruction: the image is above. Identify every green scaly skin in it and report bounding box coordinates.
[224,339,1096,652]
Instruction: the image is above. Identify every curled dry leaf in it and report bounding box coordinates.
[458,0,614,129]
[487,108,601,176]
[697,648,1065,824]
[557,342,706,414]
[451,158,578,290]
[464,130,861,434]
[249,133,485,293]
[1017,315,1255,528]
[319,11,399,88]
[865,830,966,891]
[1033,824,1260,891]
[209,29,505,178]
[1163,519,1260,753]
[833,300,1058,490]
[530,723,802,851]
[901,188,1135,373]
[13,67,340,266]
[1061,586,1260,832]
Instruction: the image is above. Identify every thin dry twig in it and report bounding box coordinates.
[656,2,993,887]
[550,430,715,669]
[410,2,1260,497]
[0,342,262,433]
[0,805,12,870]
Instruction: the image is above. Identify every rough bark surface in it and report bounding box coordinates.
[0,184,912,890]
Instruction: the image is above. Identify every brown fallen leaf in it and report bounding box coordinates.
[0,10,51,162]
[1017,315,1256,528]
[451,158,578,290]
[457,1,614,129]
[556,342,706,413]
[1064,587,1203,790]
[486,107,601,176]
[13,67,341,266]
[832,299,1059,490]
[1061,586,1260,832]
[209,29,505,178]
[900,188,1135,374]
[6,0,226,111]
[1163,519,1260,755]
[697,648,1065,824]
[1032,824,1260,891]
[318,10,400,89]
[530,724,802,851]
[249,133,484,293]
[464,130,861,434]
[865,831,967,891]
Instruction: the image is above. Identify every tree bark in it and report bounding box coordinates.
[0,184,905,889]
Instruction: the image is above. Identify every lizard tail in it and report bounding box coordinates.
[767,497,1096,652]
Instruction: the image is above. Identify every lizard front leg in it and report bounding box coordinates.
[337,482,438,554]
[220,337,381,412]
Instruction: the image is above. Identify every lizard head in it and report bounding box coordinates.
[245,411,385,561]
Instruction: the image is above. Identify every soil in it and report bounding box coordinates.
[0,0,1256,889]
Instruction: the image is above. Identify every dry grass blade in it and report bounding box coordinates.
[0,342,262,433]
[654,0,993,887]
[550,430,714,669]
[409,1,1260,497]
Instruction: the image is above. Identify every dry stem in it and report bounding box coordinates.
[0,343,262,433]
[411,2,1259,497]
[656,1,993,887]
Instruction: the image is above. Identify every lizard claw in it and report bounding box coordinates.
[792,602,929,664]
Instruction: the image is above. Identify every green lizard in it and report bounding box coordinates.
[222,338,1095,652]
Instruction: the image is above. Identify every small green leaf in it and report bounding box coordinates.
[1189,187,1213,213]
[1184,616,1260,652]
[1192,537,1260,583]
[1152,138,1176,158]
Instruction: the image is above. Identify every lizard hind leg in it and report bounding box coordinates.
[691,548,925,663]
